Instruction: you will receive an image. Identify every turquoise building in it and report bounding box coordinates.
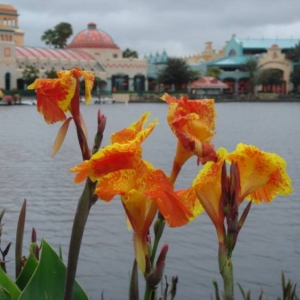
[198,35,299,94]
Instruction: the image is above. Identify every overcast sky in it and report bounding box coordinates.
[10,0,300,58]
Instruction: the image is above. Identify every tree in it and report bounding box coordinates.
[45,67,57,78]
[122,48,138,58]
[257,69,283,86]
[243,58,259,95]
[158,57,193,90]
[22,64,39,86]
[188,70,201,82]
[290,65,300,92]
[206,66,221,78]
[41,22,73,49]
[285,41,300,62]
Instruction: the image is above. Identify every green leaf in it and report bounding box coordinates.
[15,199,26,279]
[0,266,21,300]
[0,285,12,300]
[19,239,89,300]
[15,253,38,290]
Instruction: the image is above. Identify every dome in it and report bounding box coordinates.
[67,22,119,49]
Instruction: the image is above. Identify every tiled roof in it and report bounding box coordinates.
[16,46,95,61]
[206,55,254,66]
[189,76,228,89]
[68,23,119,49]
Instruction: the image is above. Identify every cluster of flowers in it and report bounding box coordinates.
[29,68,292,299]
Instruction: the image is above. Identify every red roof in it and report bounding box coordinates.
[189,77,228,89]
[67,23,119,49]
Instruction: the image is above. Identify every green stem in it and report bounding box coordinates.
[218,242,234,300]
[150,216,165,265]
[63,180,97,300]
[144,284,154,300]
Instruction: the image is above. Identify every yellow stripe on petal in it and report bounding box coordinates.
[133,233,148,273]
[82,71,94,104]
[193,148,227,228]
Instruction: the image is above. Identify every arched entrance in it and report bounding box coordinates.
[223,78,235,94]
[5,72,11,90]
[17,78,25,90]
[111,74,129,91]
[134,74,145,95]
[238,78,250,94]
[147,77,156,91]
[260,69,286,94]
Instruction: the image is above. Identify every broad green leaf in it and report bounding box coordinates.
[0,285,12,300]
[0,266,21,300]
[19,239,89,300]
[15,253,38,290]
[52,117,73,156]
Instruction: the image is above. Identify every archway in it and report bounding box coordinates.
[111,74,129,91]
[238,78,250,94]
[223,78,235,94]
[17,78,25,90]
[5,73,11,90]
[147,77,156,91]
[260,69,286,94]
[134,74,145,95]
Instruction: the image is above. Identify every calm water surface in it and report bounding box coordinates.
[0,102,299,299]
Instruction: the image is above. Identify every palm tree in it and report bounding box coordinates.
[206,66,221,78]
[285,41,300,62]
[41,22,73,49]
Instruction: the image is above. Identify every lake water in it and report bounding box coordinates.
[0,101,299,299]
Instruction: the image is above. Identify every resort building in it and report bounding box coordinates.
[191,34,299,94]
[0,4,147,93]
[0,4,298,95]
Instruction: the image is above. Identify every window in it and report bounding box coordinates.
[113,54,118,58]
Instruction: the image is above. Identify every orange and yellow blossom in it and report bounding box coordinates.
[70,112,158,183]
[226,143,293,204]
[192,144,293,241]
[91,159,196,273]
[28,67,94,124]
[70,112,199,273]
[161,93,218,182]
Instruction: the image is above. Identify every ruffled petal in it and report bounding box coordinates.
[28,77,76,124]
[227,143,293,203]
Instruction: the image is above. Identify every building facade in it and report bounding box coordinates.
[0,4,148,93]
[0,4,298,95]
[195,35,298,94]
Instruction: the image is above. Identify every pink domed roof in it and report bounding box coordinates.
[67,23,119,49]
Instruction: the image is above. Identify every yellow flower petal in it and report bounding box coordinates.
[227,143,293,203]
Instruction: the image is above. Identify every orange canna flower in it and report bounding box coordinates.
[70,112,157,183]
[28,67,94,124]
[226,143,293,204]
[57,68,94,104]
[71,112,197,273]
[94,159,194,273]
[161,93,217,182]
[193,144,293,241]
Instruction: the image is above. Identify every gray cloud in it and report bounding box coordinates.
[11,0,300,57]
